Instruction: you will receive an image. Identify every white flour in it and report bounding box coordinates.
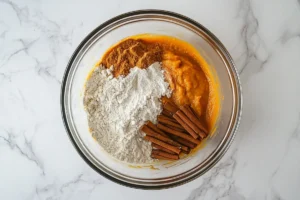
[84,62,171,164]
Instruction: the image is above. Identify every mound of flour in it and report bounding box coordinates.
[83,62,171,163]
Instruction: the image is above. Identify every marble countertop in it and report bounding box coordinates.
[1,0,300,199]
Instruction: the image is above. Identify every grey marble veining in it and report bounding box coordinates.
[1,0,300,199]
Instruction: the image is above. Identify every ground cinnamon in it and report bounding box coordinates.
[101,39,163,77]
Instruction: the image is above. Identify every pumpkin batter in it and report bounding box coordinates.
[99,34,220,132]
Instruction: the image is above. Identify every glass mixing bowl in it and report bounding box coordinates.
[61,10,242,189]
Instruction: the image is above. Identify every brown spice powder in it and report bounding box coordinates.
[101,39,163,77]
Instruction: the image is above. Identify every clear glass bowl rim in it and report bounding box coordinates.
[60,9,242,189]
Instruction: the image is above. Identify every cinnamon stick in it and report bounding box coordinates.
[176,110,206,139]
[150,131,190,152]
[151,153,174,160]
[144,122,190,152]
[158,114,177,123]
[163,102,179,114]
[159,115,186,131]
[158,115,183,129]
[181,105,208,134]
[152,149,179,160]
[141,125,180,147]
[169,101,178,107]
[171,136,197,149]
[187,106,197,117]
[157,123,201,145]
[173,113,199,139]
[166,124,186,132]
[144,136,181,154]
[181,148,191,154]
[146,121,168,137]
[152,143,176,154]
[162,109,173,118]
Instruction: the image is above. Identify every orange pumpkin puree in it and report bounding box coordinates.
[98,34,220,132]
